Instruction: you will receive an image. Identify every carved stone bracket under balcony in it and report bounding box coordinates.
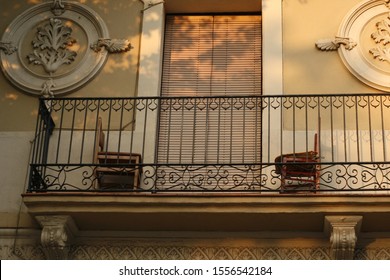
[324,216,362,260]
[36,215,78,260]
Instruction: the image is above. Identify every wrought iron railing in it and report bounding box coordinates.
[28,94,390,193]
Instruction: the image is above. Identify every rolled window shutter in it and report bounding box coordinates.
[159,15,262,164]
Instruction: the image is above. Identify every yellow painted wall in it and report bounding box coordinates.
[282,0,381,94]
[0,0,143,131]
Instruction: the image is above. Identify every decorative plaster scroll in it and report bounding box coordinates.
[36,215,78,260]
[315,37,357,51]
[0,42,17,55]
[91,38,133,53]
[0,1,109,96]
[27,18,77,74]
[51,0,65,16]
[325,216,362,260]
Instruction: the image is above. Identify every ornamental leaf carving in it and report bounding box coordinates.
[370,46,390,62]
[27,18,77,74]
[370,12,390,63]
[371,17,390,45]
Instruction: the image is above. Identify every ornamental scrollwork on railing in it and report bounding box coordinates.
[27,18,77,74]
[90,38,133,53]
[154,164,266,191]
[315,37,357,51]
[369,2,390,63]
[0,41,17,55]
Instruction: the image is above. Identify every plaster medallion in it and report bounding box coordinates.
[338,0,390,91]
[0,1,110,96]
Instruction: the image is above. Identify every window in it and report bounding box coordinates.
[158,14,262,165]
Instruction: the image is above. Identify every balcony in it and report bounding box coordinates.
[22,94,390,234]
[26,94,390,193]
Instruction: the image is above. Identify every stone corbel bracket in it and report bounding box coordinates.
[315,37,357,51]
[91,38,133,54]
[0,41,18,55]
[36,215,78,260]
[324,216,362,260]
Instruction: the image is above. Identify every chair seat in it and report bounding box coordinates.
[97,152,141,164]
[274,151,318,175]
[94,117,142,189]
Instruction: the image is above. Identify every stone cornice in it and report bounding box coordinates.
[22,193,390,213]
[23,194,390,232]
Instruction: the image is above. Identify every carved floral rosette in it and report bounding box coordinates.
[0,1,110,96]
[337,0,390,91]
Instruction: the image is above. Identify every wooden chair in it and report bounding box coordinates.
[275,133,320,192]
[94,117,142,189]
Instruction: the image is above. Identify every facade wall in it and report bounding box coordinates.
[283,0,380,94]
[0,0,143,257]
[0,0,143,132]
[1,0,390,260]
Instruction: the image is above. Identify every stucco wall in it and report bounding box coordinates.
[282,0,382,94]
[0,0,143,132]
[0,0,143,234]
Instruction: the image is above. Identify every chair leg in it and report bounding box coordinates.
[280,165,287,192]
[314,166,320,192]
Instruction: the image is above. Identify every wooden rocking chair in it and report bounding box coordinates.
[94,117,142,189]
[275,133,320,192]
